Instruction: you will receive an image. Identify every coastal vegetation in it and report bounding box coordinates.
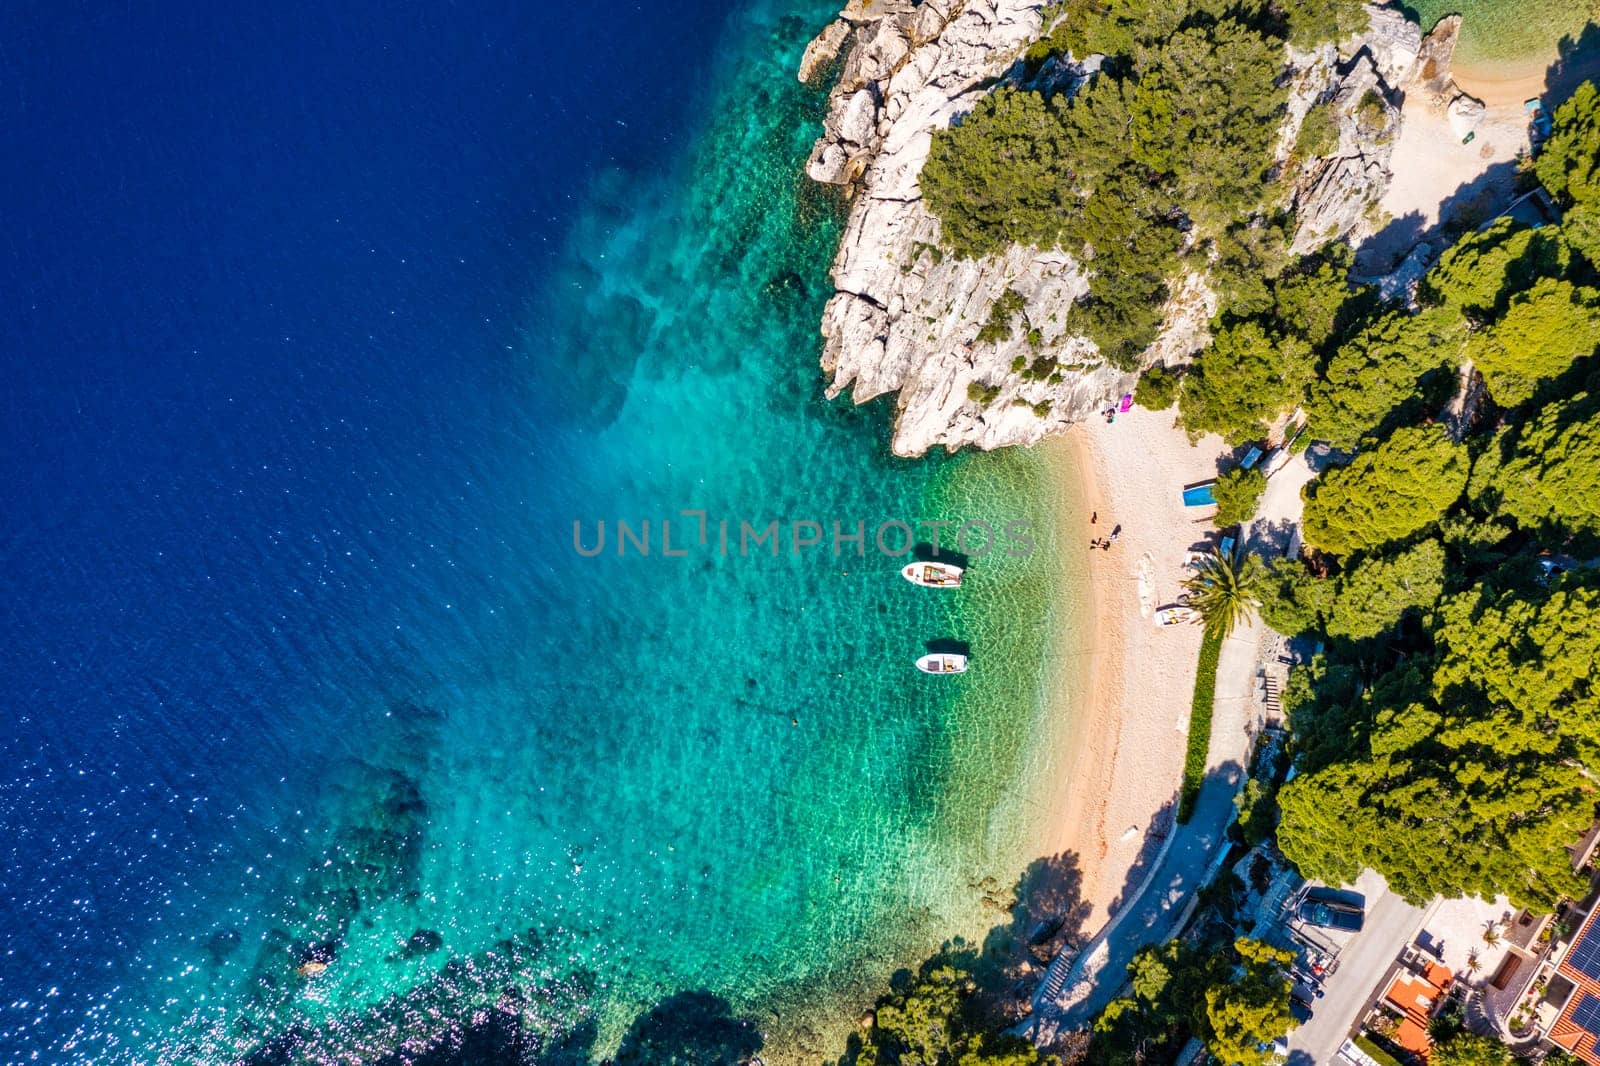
[1174,548,1264,822]
[1183,550,1264,640]
[1177,628,1222,823]
[1429,1031,1519,1066]
[1217,82,1600,911]
[1211,466,1266,527]
[1132,365,1180,410]
[888,0,1600,1054]
[1483,389,1600,537]
[1299,424,1470,557]
[1180,323,1315,445]
[832,960,1054,1066]
[979,289,1032,344]
[1090,935,1295,1064]
[922,0,1359,367]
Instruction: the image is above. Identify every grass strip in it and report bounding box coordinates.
[1176,627,1224,823]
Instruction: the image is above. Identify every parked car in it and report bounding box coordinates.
[1298,891,1364,932]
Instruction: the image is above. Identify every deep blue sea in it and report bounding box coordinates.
[0,3,1074,1062]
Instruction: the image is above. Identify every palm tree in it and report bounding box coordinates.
[1466,948,1483,975]
[1483,922,1502,947]
[1183,548,1264,639]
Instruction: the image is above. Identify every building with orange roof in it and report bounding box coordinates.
[1547,904,1600,1063]
[1378,962,1453,1059]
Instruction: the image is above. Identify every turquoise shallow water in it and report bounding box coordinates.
[4,5,1079,1062]
[1404,1,1597,65]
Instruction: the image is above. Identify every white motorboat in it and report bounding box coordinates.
[900,560,964,588]
[915,652,969,674]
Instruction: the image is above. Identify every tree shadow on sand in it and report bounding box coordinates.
[1355,154,1522,276]
[826,836,1166,1063]
[969,849,1098,1016]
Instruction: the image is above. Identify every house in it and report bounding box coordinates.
[1545,905,1600,1062]
[1380,962,1453,1058]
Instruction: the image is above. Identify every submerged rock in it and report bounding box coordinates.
[399,928,445,959]
[205,927,242,966]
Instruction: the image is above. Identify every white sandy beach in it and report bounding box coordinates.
[1029,408,1235,930]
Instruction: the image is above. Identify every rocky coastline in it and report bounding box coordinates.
[799,2,1451,456]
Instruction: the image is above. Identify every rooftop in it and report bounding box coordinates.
[1548,906,1600,1063]
[1383,963,1452,1028]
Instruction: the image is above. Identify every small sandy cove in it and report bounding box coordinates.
[1031,407,1231,929]
[1369,47,1600,270]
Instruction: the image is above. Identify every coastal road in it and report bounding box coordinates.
[1284,874,1429,1064]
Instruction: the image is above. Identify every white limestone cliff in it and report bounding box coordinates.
[801,1,1419,457]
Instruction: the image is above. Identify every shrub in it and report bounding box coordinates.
[977,289,1028,344]
[1135,365,1182,410]
[1296,103,1339,160]
[1353,1034,1405,1066]
[1021,356,1058,382]
[1213,466,1266,527]
[966,382,1001,405]
[1177,627,1224,823]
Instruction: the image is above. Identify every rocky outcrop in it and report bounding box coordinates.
[802,1,1420,456]
[1407,14,1464,104]
[1284,5,1417,254]
[1404,16,1487,142]
[803,0,1124,456]
[1352,3,1422,87]
[799,19,852,83]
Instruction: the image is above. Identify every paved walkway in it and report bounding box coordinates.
[1020,616,1258,1039]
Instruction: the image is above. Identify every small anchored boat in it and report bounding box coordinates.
[900,560,964,588]
[916,652,969,675]
[1155,606,1198,627]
